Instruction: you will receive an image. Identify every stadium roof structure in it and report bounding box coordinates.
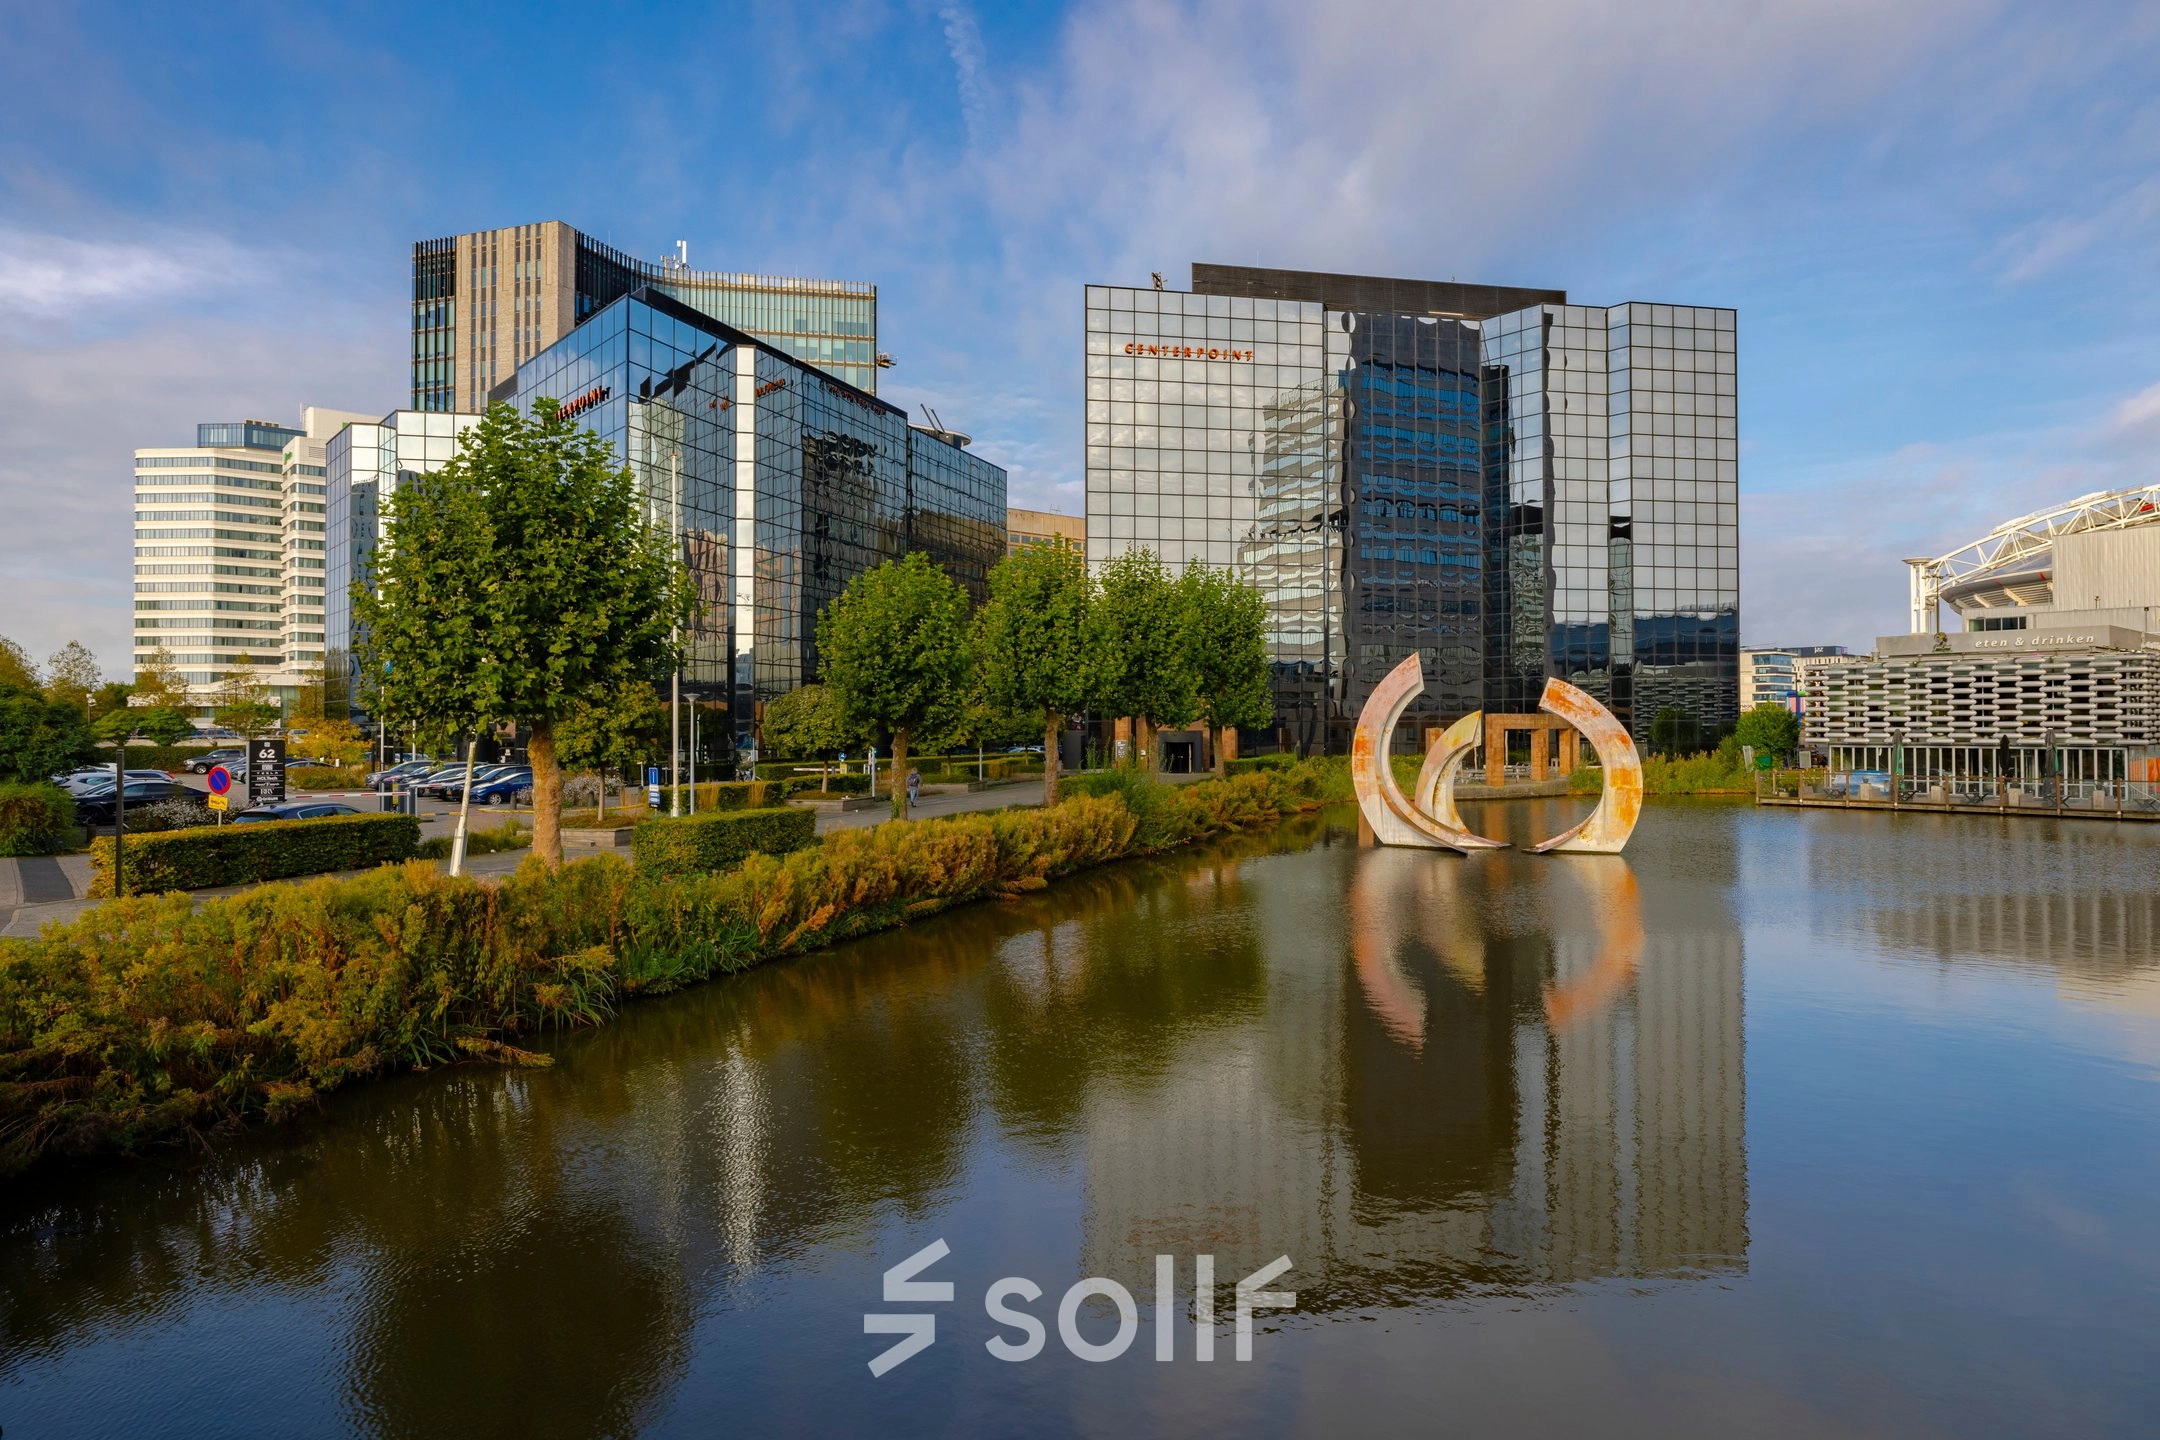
[1905,483,2160,633]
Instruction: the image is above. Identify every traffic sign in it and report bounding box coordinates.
[248,739,286,806]
[206,793,229,812]
[206,765,232,795]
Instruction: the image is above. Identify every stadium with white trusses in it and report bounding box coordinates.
[1798,483,2160,802]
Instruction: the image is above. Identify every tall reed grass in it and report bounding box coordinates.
[0,766,1326,1173]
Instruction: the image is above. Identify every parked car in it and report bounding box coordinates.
[75,780,206,828]
[185,747,248,775]
[230,800,363,823]
[366,758,438,788]
[61,768,175,795]
[468,769,535,806]
[419,764,519,800]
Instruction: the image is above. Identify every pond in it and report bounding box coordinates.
[4,800,2159,1437]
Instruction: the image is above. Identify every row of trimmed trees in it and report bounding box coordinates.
[810,541,1272,819]
[355,397,1275,854]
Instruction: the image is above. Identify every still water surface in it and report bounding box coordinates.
[5,801,2160,1437]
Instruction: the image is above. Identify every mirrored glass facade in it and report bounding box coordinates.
[507,288,1003,751]
[1086,274,1738,750]
[324,409,483,716]
[413,223,878,414]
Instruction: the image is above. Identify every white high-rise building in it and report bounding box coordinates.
[133,410,371,705]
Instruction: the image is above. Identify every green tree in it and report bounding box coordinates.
[1089,547,1195,772]
[43,641,102,715]
[554,679,666,819]
[0,683,94,782]
[816,552,972,819]
[760,682,856,762]
[1176,563,1273,777]
[212,657,281,740]
[1733,702,1800,760]
[355,401,686,865]
[131,644,193,711]
[973,537,1096,803]
[89,681,133,721]
[0,636,35,692]
[139,706,198,747]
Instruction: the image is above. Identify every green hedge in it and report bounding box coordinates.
[1225,754,1297,775]
[286,767,371,791]
[0,783,77,857]
[631,806,817,878]
[90,812,421,896]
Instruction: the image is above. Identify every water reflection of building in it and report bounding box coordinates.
[1077,848,1746,1301]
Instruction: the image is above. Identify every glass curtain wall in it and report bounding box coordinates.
[1085,285,1337,750]
[1610,304,1739,741]
[1337,311,1485,735]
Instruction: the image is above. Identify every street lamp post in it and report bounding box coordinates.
[669,447,682,817]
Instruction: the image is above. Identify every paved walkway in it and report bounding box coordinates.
[0,772,1221,937]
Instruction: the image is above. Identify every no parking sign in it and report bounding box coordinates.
[206,765,232,813]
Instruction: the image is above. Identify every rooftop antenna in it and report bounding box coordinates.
[1151,271,1164,290]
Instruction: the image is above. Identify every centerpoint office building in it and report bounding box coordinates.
[1084,264,1738,752]
[505,287,1005,752]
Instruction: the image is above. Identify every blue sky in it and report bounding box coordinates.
[4,0,2159,678]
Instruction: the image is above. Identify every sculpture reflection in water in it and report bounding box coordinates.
[1351,653,1643,854]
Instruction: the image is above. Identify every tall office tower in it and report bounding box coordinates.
[277,408,378,677]
[1484,303,1738,739]
[323,409,484,714]
[504,287,1004,753]
[134,419,305,698]
[1084,265,1737,753]
[411,222,879,412]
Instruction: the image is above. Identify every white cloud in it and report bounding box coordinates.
[0,226,265,319]
[939,4,991,151]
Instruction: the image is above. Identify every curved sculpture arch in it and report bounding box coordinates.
[1350,659,1643,855]
[1527,677,1642,854]
[1350,655,1504,853]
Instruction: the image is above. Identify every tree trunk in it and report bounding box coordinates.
[597,768,607,823]
[530,718,563,867]
[1215,723,1228,778]
[890,726,910,821]
[449,739,478,876]
[1043,708,1062,806]
[1137,714,1153,776]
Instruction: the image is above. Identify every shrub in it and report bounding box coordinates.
[0,764,1327,1173]
[414,818,531,860]
[127,797,217,834]
[1226,753,1296,775]
[0,782,76,856]
[89,812,421,896]
[287,767,368,792]
[631,806,818,878]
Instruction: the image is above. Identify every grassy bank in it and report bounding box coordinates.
[0,765,1326,1175]
[1569,752,1754,796]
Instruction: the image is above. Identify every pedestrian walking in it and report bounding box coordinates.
[906,766,922,813]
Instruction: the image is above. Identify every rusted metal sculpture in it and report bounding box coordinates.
[1349,658,1643,854]
[1526,677,1642,854]
[1349,655,1501,852]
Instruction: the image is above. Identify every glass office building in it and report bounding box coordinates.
[324,409,484,715]
[1086,268,1737,751]
[412,222,878,413]
[506,287,1004,752]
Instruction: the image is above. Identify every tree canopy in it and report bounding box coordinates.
[1734,702,1800,758]
[0,683,93,783]
[1090,547,1196,765]
[355,400,687,864]
[759,682,857,760]
[211,657,280,740]
[0,637,34,693]
[816,551,971,818]
[974,537,1094,802]
[42,642,102,715]
[1176,562,1273,775]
